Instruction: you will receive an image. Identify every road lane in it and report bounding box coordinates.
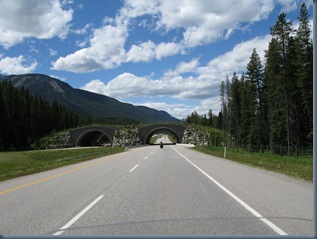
[172,144,314,236]
[0,144,313,236]
[56,145,283,236]
[0,146,155,235]
[154,134,173,144]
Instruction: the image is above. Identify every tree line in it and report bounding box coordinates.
[219,3,312,156]
[0,80,146,151]
[0,80,81,151]
[184,109,220,128]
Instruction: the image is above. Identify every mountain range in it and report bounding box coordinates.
[0,74,180,124]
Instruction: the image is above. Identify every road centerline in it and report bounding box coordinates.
[170,146,288,236]
[0,154,123,196]
[53,195,104,235]
[129,164,139,173]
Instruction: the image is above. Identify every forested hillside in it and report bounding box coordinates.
[1,73,180,124]
[0,80,80,151]
[219,3,312,156]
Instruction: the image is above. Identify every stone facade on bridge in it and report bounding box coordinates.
[49,124,209,148]
[112,129,141,146]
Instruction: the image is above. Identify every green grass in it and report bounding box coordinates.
[193,146,313,182]
[0,147,125,182]
[150,134,162,144]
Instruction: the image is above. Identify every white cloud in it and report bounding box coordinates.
[164,58,199,77]
[175,58,199,74]
[71,23,93,35]
[52,22,128,72]
[277,0,299,13]
[0,0,73,49]
[51,0,277,73]
[126,41,156,63]
[122,0,275,48]
[0,55,37,74]
[201,35,271,78]
[134,101,191,119]
[49,48,58,56]
[155,42,183,60]
[81,34,272,116]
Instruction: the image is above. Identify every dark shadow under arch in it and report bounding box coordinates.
[144,127,181,144]
[75,130,112,147]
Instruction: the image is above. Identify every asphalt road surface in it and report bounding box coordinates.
[0,144,313,236]
[154,134,173,144]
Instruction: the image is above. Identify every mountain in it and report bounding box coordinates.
[0,74,180,124]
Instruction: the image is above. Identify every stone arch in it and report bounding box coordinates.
[76,130,111,147]
[69,126,115,147]
[138,124,186,145]
[144,127,181,144]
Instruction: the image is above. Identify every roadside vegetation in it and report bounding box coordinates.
[183,4,313,182]
[0,147,125,182]
[193,146,313,182]
[150,134,162,144]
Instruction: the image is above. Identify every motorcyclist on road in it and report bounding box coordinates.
[160,141,163,149]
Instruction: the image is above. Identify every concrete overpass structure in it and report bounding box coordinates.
[69,124,187,147]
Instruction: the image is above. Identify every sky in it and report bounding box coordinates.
[0,0,313,120]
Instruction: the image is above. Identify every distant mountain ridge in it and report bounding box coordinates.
[0,74,180,124]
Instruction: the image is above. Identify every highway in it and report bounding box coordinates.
[0,143,313,236]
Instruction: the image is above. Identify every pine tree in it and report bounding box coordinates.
[207,109,213,127]
[265,39,286,155]
[295,2,313,148]
[219,77,231,147]
[268,13,295,156]
[246,49,266,151]
[229,72,241,149]
[0,80,81,151]
[239,75,254,150]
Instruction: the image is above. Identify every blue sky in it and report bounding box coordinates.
[0,0,313,119]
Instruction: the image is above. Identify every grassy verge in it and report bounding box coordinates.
[193,146,313,182]
[0,147,125,182]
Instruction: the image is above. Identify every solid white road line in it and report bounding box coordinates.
[53,195,104,235]
[171,146,288,236]
[129,164,139,173]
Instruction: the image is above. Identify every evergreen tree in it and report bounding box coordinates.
[239,75,254,150]
[295,2,313,148]
[229,72,241,149]
[246,49,266,150]
[265,38,287,155]
[207,109,213,127]
[0,80,81,151]
[268,13,295,156]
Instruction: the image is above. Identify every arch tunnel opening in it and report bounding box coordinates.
[145,128,180,145]
[76,130,111,147]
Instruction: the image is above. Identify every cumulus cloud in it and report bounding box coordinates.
[277,0,299,13]
[0,55,37,74]
[202,35,271,77]
[134,101,192,119]
[0,0,73,49]
[155,42,183,60]
[52,22,128,72]
[82,73,180,98]
[81,34,271,116]
[51,0,278,73]
[164,58,199,78]
[122,0,275,47]
[126,41,156,63]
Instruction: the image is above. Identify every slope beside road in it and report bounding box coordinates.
[0,144,313,236]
